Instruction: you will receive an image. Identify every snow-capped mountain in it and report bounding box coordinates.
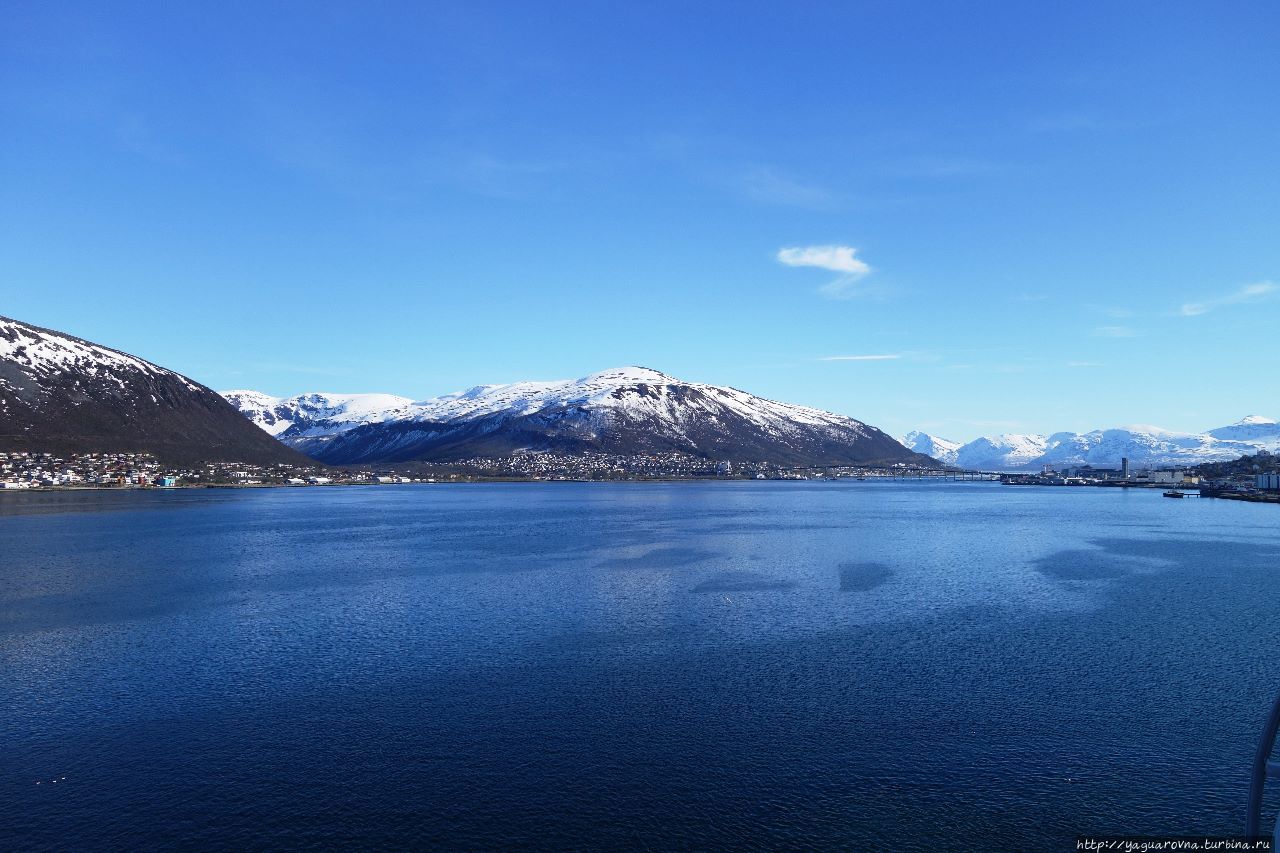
[225,367,934,467]
[222,390,417,436]
[954,434,1049,471]
[901,431,961,466]
[0,315,309,465]
[1035,426,1255,468]
[1206,415,1280,450]
[220,390,417,455]
[904,418,1277,470]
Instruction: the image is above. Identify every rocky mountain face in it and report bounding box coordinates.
[905,417,1280,470]
[0,315,310,466]
[226,367,935,468]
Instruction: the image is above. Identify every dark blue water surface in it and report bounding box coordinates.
[4,482,1280,850]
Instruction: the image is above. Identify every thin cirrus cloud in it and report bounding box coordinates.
[740,166,838,209]
[1179,281,1276,317]
[776,245,871,299]
[1092,325,1138,338]
[819,354,901,362]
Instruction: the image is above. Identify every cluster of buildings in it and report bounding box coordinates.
[1255,473,1280,490]
[0,452,180,489]
[3,449,1080,489]
[405,452,961,482]
[403,451,764,481]
[1002,461,1200,488]
[998,452,1280,503]
[1197,451,1280,502]
[0,452,415,490]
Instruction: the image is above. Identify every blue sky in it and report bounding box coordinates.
[2,1,1277,441]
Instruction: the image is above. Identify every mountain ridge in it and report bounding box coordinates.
[904,417,1279,470]
[225,367,936,468]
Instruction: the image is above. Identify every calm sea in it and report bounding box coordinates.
[3,482,1279,850]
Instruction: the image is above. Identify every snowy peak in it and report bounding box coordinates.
[319,367,873,434]
[581,366,674,385]
[414,367,706,421]
[1206,414,1280,447]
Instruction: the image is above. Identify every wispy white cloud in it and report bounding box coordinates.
[1180,281,1275,317]
[819,354,900,362]
[777,245,872,299]
[1067,361,1106,368]
[1092,325,1138,338]
[778,245,869,275]
[740,166,838,208]
[1086,304,1133,319]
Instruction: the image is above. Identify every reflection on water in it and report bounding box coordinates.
[839,561,895,591]
[2,481,1279,850]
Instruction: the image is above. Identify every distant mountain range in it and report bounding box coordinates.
[0,315,309,465]
[7,312,1266,474]
[903,416,1280,470]
[223,367,933,467]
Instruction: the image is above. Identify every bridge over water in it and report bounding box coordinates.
[777,466,1004,481]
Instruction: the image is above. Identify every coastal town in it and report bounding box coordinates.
[3,449,1278,503]
[997,452,1280,503]
[0,449,950,488]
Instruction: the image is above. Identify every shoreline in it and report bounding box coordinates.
[2,476,997,492]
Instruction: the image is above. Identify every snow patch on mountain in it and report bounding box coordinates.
[1,317,196,392]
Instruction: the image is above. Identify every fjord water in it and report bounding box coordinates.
[3,483,1279,850]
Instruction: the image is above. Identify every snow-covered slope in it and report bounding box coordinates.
[412,367,871,432]
[1036,426,1254,468]
[225,367,932,467]
[0,315,308,465]
[221,390,416,452]
[901,431,961,466]
[905,417,1277,470]
[1206,415,1280,450]
[1,315,197,392]
[954,434,1049,471]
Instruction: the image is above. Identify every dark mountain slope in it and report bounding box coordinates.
[0,315,311,466]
